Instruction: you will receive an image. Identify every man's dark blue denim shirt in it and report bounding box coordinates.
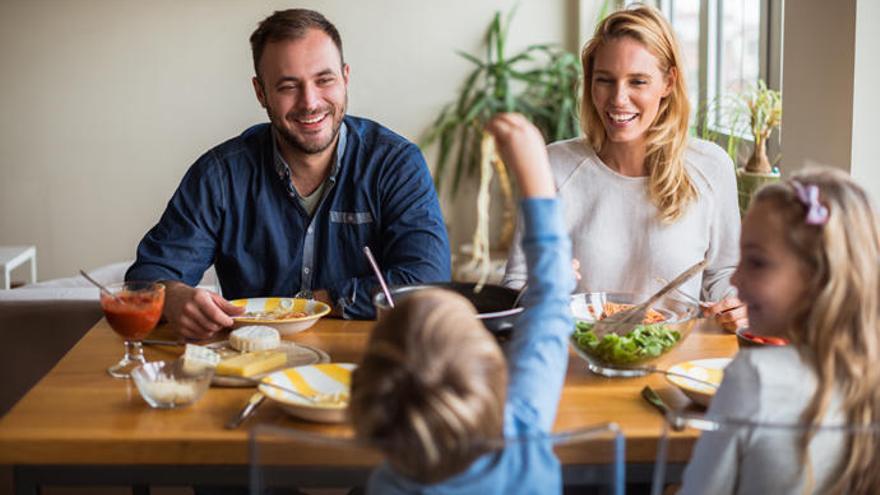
[126,115,451,319]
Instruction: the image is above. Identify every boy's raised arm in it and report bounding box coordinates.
[486,114,575,431]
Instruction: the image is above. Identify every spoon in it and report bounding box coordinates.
[79,269,121,302]
[363,246,394,309]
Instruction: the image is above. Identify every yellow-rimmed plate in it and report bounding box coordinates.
[259,363,356,423]
[230,297,330,336]
[666,358,730,407]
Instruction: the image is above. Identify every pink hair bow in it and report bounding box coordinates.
[791,181,829,225]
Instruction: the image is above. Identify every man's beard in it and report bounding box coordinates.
[270,98,347,155]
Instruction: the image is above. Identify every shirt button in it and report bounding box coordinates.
[304,267,311,274]
[307,226,313,234]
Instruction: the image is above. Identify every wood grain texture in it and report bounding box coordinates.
[0,317,737,466]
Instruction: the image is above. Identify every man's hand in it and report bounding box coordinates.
[702,297,748,333]
[485,113,555,198]
[312,289,340,317]
[162,281,244,339]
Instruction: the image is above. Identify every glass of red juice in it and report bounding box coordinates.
[101,281,165,378]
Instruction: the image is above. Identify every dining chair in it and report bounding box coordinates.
[650,410,880,495]
[249,421,626,494]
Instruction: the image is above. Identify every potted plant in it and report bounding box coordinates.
[736,80,782,213]
[421,8,581,259]
[695,80,782,215]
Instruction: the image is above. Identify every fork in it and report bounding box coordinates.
[654,277,737,310]
[592,259,708,339]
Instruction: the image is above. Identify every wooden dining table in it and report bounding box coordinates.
[0,316,737,493]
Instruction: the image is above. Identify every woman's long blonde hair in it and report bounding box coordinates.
[753,168,880,494]
[580,5,695,222]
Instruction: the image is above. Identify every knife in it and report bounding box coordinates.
[642,386,718,432]
[641,385,671,416]
[641,385,689,432]
[225,392,266,429]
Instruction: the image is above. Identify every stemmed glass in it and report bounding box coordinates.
[100,281,165,379]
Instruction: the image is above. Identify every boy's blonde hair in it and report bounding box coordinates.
[580,5,696,222]
[753,168,880,494]
[350,289,507,483]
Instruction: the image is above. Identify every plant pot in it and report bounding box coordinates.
[736,168,781,216]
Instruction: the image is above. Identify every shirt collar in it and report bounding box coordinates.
[272,121,348,191]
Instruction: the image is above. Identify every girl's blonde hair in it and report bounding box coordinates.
[753,168,880,494]
[349,289,507,483]
[580,4,695,222]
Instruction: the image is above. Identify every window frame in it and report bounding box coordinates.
[662,0,784,164]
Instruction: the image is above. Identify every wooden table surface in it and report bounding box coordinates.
[0,317,737,467]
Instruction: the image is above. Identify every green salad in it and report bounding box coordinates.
[573,321,681,365]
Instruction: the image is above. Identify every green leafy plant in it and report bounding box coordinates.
[694,80,782,173]
[694,80,783,215]
[742,80,782,174]
[421,7,582,250]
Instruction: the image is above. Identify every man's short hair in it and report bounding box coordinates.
[249,9,344,77]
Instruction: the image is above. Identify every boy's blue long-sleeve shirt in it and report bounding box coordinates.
[368,198,575,494]
[125,116,451,319]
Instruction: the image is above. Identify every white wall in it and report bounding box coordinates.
[781,0,880,203]
[780,0,856,176]
[850,0,880,202]
[0,0,574,281]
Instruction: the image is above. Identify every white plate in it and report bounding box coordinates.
[229,297,330,336]
[260,363,356,423]
[208,340,329,387]
[666,358,731,407]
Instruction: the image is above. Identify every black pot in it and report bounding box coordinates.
[373,282,523,336]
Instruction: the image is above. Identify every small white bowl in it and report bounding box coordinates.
[259,363,356,423]
[131,360,214,409]
[230,297,331,336]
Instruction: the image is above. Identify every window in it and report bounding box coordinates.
[660,0,784,143]
[667,0,701,123]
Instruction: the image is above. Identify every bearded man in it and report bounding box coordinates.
[126,9,450,338]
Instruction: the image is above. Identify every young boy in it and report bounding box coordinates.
[349,113,575,493]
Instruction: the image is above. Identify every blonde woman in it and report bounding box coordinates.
[503,5,746,329]
[680,168,880,494]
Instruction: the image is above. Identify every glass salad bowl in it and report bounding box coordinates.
[569,291,700,377]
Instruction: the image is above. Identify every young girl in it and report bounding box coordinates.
[680,168,880,494]
[349,113,575,493]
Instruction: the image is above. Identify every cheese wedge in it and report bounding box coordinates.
[216,351,287,377]
[181,344,220,375]
[229,326,280,352]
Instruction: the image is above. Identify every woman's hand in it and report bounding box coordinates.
[702,297,748,333]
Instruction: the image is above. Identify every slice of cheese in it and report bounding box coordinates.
[216,351,287,377]
[181,344,220,375]
[229,326,280,352]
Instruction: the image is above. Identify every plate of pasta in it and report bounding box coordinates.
[259,363,355,423]
[229,297,330,336]
[666,358,730,407]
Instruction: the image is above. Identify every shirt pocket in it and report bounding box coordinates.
[330,211,374,225]
[329,211,375,256]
